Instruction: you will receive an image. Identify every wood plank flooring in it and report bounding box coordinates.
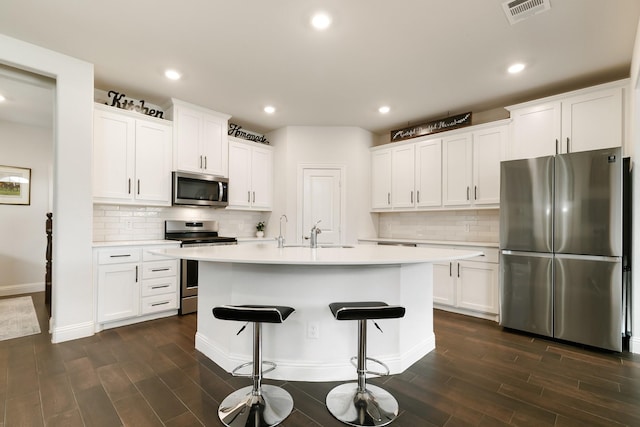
[1,292,639,426]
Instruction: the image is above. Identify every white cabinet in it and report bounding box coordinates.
[442,125,505,208]
[228,138,273,210]
[371,149,392,209]
[370,138,442,210]
[424,245,499,320]
[94,242,179,329]
[168,99,231,177]
[507,81,626,159]
[93,104,172,205]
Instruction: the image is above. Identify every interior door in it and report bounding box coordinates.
[302,168,342,244]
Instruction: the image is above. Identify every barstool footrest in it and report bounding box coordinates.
[231,360,276,377]
[349,356,390,377]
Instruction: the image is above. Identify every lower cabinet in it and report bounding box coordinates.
[94,242,179,329]
[422,244,499,320]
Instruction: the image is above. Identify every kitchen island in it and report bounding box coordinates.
[158,243,482,381]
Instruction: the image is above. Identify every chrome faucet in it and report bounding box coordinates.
[310,220,322,248]
[277,214,288,248]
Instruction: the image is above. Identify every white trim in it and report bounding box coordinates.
[630,336,640,354]
[94,310,178,332]
[0,282,45,296]
[51,321,94,344]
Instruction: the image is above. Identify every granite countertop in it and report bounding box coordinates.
[154,244,483,266]
[358,237,499,248]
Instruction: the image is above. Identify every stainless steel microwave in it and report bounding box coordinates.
[172,171,229,207]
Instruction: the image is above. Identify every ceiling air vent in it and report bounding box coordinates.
[502,0,551,25]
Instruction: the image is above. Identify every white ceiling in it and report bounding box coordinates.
[0,0,639,135]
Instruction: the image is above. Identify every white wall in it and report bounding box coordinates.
[268,126,377,244]
[0,121,53,293]
[629,19,640,353]
[0,34,94,343]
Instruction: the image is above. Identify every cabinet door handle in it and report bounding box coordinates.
[199,155,203,169]
[566,137,570,153]
[248,191,251,203]
[474,186,477,200]
[151,301,170,307]
[135,265,139,282]
[204,156,207,169]
[151,284,170,289]
[555,139,559,155]
[417,190,420,203]
[151,268,170,272]
[128,178,131,194]
[137,179,140,195]
[388,193,391,205]
[253,192,255,203]
[466,186,470,201]
[110,254,131,258]
[410,191,413,204]
[449,262,452,277]
[457,263,460,278]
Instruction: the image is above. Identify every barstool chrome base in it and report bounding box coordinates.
[326,382,399,426]
[218,384,294,427]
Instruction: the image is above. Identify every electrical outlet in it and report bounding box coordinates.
[464,223,470,232]
[124,219,133,230]
[307,322,320,339]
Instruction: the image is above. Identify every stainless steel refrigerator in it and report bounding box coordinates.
[499,147,630,351]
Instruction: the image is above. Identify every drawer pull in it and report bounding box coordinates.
[151,268,171,272]
[151,285,170,289]
[110,254,131,258]
[151,301,170,307]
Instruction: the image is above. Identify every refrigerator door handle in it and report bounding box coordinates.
[500,250,554,258]
[554,253,621,263]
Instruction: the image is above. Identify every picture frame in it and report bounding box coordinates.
[0,165,31,205]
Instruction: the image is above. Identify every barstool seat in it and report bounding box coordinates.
[213,304,295,427]
[326,301,406,427]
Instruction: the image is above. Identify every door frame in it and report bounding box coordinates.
[296,164,346,244]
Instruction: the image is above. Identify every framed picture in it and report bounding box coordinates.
[0,165,31,205]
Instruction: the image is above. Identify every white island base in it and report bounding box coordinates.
[196,261,433,382]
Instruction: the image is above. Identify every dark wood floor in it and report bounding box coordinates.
[1,292,639,426]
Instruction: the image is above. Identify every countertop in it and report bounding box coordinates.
[155,244,483,266]
[92,240,180,248]
[358,237,499,248]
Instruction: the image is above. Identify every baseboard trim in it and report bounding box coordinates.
[629,336,640,354]
[0,282,45,297]
[51,321,94,343]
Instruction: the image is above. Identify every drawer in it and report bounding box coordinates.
[97,248,141,265]
[141,276,177,297]
[141,293,178,315]
[142,259,178,279]
[143,244,179,262]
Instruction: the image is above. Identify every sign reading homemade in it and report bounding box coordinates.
[228,123,270,145]
[390,112,472,142]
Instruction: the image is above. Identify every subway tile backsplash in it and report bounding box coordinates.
[377,209,499,243]
[93,204,268,242]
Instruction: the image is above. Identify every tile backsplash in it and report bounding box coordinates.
[93,204,268,242]
[377,209,499,243]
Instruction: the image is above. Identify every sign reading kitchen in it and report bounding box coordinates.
[390,112,472,142]
[95,89,164,118]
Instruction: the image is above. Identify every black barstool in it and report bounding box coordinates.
[326,301,406,427]
[212,305,295,427]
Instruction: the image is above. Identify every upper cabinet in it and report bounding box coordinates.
[93,104,172,206]
[227,138,273,211]
[166,99,231,177]
[371,121,506,212]
[507,80,627,160]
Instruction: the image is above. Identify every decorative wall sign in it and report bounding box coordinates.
[95,89,164,118]
[0,165,31,205]
[228,123,270,145]
[390,112,472,142]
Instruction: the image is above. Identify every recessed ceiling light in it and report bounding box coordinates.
[378,106,390,114]
[508,63,525,74]
[311,12,332,30]
[164,69,182,80]
[0,94,5,102]
[264,105,276,114]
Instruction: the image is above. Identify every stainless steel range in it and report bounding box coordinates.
[164,220,237,314]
